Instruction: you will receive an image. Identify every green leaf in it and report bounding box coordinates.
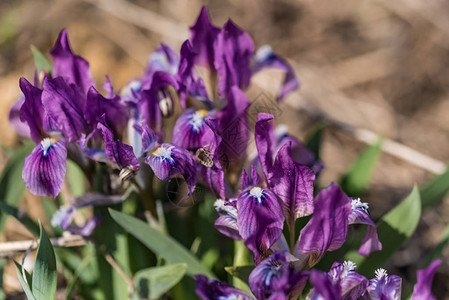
[0,202,40,235]
[32,223,57,300]
[134,263,187,299]
[66,160,86,197]
[31,45,53,74]
[14,261,36,300]
[0,142,34,211]
[423,222,449,267]
[340,139,382,196]
[109,209,215,278]
[420,166,449,210]
[344,185,421,275]
[224,265,254,285]
[305,125,325,160]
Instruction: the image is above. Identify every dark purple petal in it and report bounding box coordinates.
[217,86,250,162]
[145,144,197,195]
[253,45,299,101]
[237,186,284,263]
[51,29,94,95]
[189,6,220,67]
[134,124,158,155]
[328,261,368,299]
[42,77,88,142]
[172,109,212,150]
[308,269,341,300]
[255,113,275,181]
[22,139,67,198]
[9,96,31,138]
[194,274,253,300]
[270,142,315,230]
[214,19,254,97]
[85,86,128,136]
[97,117,139,171]
[241,166,262,191]
[297,183,351,267]
[349,198,382,256]
[19,78,45,143]
[367,269,402,300]
[145,43,179,78]
[214,215,242,241]
[411,259,441,300]
[176,40,197,107]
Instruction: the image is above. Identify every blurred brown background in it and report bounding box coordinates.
[1,0,449,298]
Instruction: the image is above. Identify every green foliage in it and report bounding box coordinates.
[15,223,57,300]
[133,263,187,299]
[305,125,325,160]
[344,185,421,275]
[31,45,53,74]
[420,166,449,210]
[66,160,86,197]
[340,139,382,196]
[109,209,215,278]
[224,265,254,285]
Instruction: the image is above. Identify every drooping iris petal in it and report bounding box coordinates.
[172,109,213,150]
[308,269,342,300]
[411,259,441,300]
[189,6,220,68]
[84,86,128,136]
[270,142,315,230]
[296,183,351,268]
[9,96,31,138]
[97,117,139,172]
[217,86,250,163]
[349,198,382,256]
[51,29,94,95]
[237,185,284,263]
[42,77,88,142]
[252,45,299,101]
[214,19,254,97]
[249,251,308,300]
[255,113,275,181]
[367,269,402,300]
[194,275,253,300]
[328,261,368,299]
[145,143,197,195]
[214,199,242,240]
[22,139,67,198]
[19,77,44,143]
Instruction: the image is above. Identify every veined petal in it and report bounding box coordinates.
[145,143,197,195]
[145,43,179,78]
[51,29,94,95]
[42,77,88,142]
[85,86,128,136]
[411,259,441,300]
[214,19,254,97]
[194,274,253,300]
[22,139,67,198]
[176,40,196,107]
[9,96,30,138]
[134,124,158,155]
[367,269,402,300]
[19,78,45,143]
[189,6,220,67]
[297,183,351,268]
[270,142,315,229]
[215,215,242,241]
[252,45,299,101]
[328,261,368,299]
[255,113,275,181]
[172,109,213,150]
[237,186,284,263]
[308,270,341,300]
[349,198,382,256]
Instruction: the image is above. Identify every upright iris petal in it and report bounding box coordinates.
[172,109,213,150]
[328,261,368,299]
[51,29,94,95]
[19,77,44,143]
[145,43,179,79]
[254,113,275,181]
[214,199,242,241]
[145,143,197,195]
[411,259,441,300]
[22,138,67,198]
[296,183,351,268]
[367,268,402,300]
[349,198,382,256]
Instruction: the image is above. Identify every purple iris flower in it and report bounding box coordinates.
[308,261,368,300]
[172,109,214,150]
[411,259,441,300]
[194,274,253,300]
[296,183,352,268]
[366,268,402,300]
[248,251,308,300]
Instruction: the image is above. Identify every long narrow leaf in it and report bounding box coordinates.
[32,223,57,300]
[110,209,215,278]
[14,261,36,300]
[420,166,449,210]
[0,202,40,235]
